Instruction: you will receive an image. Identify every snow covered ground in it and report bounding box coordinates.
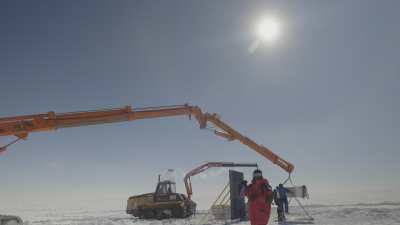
[1,203,399,225]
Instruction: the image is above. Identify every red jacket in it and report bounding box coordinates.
[245,178,273,225]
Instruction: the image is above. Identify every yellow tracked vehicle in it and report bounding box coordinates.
[126,179,196,219]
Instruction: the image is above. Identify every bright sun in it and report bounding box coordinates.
[256,17,281,43]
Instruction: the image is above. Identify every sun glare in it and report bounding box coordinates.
[256,17,281,43]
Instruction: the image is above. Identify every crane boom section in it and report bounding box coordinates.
[184,162,258,199]
[0,104,293,173]
[205,113,295,173]
[0,105,206,137]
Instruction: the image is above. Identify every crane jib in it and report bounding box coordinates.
[0,103,294,173]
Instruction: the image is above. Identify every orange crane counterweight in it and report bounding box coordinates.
[0,104,294,173]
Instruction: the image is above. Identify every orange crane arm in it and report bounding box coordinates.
[205,113,295,173]
[184,162,258,199]
[0,105,206,138]
[0,104,294,173]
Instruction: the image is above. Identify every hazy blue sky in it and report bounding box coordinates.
[1,0,399,211]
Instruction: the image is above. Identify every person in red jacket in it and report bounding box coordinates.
[245,169,273,225]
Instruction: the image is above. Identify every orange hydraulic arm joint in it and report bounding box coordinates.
[184,162,258,199]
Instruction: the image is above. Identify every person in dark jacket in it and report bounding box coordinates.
[273,188,285,222]
[273,183,290,222]
[245,169,273,225]
[238,180,248,221]
[276,184,289,213]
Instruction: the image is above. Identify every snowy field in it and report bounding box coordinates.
[1,203,400,225]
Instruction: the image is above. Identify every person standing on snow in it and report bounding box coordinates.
[276,184,289,213]
[245,169,273,225]
[238,180,248,221]
[273,187,285,222]
[274,183,290,222]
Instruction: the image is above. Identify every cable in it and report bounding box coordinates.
[0,137,23,153]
